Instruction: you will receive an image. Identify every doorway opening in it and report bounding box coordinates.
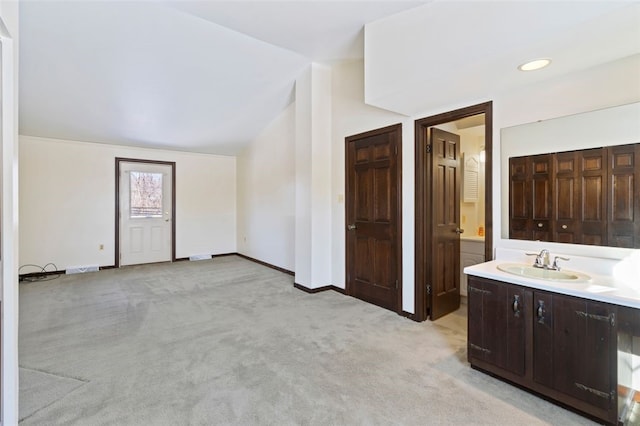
[414,102,493,321]
[115,158,176,267]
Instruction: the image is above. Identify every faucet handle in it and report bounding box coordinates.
[552,256,570,271]
[526,252,545,268]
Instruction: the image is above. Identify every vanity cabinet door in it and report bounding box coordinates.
[553,296,616,411]
[533,291,617,412]
[533,291,554,388]
[467,277,526,376]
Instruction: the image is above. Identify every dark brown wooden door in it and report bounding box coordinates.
[345,124,402,313]
[509,156,530,239]
[553,151,580,243]
[531,154,552,241]
[580,148,607,245]
[608,144,640,248]
[429,128,460,320]
[509,154,552,241]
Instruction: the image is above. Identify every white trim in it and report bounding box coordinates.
[0,17,18,426]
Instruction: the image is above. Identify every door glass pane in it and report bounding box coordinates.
[130,171,163,218]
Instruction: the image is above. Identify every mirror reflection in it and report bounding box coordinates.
[501,102,640,248]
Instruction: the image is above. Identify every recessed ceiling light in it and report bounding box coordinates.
[518,58,552,71]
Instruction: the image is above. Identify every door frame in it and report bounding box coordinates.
[414,102,493,322]
[115,157,176,267]
[345,123,403,314]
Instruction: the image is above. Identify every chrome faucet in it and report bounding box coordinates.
[527,249,550,269]
[526,249,570,270]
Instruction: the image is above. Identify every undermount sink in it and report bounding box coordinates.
[497,263,591,282]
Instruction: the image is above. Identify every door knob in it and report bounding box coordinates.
[347,224,357,231]
[454,228,464,234]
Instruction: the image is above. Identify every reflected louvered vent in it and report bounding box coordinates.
[463,154,479,202]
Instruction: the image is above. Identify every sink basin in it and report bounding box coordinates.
[497,263,591,282]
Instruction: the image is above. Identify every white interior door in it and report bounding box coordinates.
[119,162,172,266]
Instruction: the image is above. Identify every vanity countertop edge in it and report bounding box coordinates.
[464,259,640,309]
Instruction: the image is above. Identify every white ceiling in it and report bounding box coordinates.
[19,1,640,155]
[19,0,426,154]
[364,1,640,116]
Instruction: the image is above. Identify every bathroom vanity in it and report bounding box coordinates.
[465,250,640,425]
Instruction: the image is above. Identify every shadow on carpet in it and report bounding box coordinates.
[19,367,88,422]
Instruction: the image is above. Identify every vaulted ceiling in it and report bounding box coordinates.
[19,1,640,155]
[19,1,425,154]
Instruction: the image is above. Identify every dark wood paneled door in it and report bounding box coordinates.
[580,148,607,245]
[429,128,461,320]
[345,124,402,313]
[608,144,640,247]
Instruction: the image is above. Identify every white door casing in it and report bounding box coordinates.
[119,161,173,266]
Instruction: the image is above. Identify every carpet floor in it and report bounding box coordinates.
[19,255,596,425]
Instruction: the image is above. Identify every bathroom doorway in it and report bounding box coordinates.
[414,102,493,321]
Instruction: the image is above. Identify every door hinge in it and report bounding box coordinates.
[469,342,491,354]
[575,310,615,326]
[426,284,432,295]
[394,145,398,155]
[395,279,398,289]
[426,144,432,153]
[574,382,612,400]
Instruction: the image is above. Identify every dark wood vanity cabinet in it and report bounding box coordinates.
[468,276,618,424]
[468,277,526,376]
[509,143,639,248]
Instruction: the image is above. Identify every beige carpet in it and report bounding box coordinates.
[19,256,595,425]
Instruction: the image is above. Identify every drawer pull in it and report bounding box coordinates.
[537,300,546,324]
[537,223,544,228]
[512,295,521,317]
[561,224,568,229]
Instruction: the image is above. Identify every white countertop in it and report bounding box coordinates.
[464,249,640,309]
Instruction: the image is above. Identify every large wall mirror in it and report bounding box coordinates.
[501,102,640,248]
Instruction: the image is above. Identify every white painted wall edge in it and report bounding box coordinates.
[1,21,18,426]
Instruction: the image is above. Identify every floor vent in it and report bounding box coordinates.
[189,254,212,261]
[66,265,99,274]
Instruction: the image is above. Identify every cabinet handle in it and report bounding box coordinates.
[512,295,521,317]
[537,223,544,228]
[537,300,546,324]
[561,224,568,229]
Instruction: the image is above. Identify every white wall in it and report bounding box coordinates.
[295,63,333,289]
[0,0,19,423]
[237,103,295,271]
[19,136,236,270]
[330,60,414,308]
